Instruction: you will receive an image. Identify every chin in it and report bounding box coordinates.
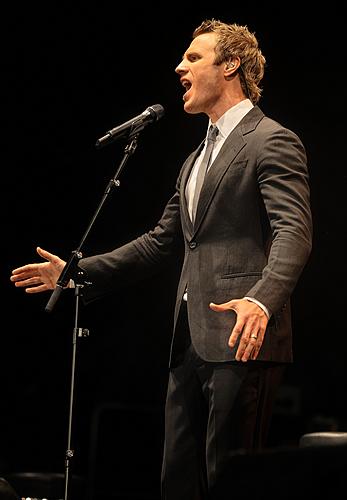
[184,101,199,114]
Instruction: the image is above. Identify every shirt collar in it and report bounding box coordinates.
[209,99,254,139]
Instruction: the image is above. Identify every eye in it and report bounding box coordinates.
[188,53,200,63]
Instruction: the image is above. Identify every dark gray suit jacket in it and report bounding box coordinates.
[80,106,312,365]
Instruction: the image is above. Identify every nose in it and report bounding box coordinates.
[175,59,186,75]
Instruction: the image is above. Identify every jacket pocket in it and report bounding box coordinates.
[218,271,262,293]
[220,271,262,279]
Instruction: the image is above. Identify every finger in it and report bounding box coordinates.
[25,283,50,294]
[251,330,266,360]
[11,267,39,281]
[229,315,259,347]
[11,264,36,276]
[209,302,228,312]
[209,300,237,312]
[228,315,248,348]
[14,275,43,286]
[251,343,261,360]
[13,278,34,287]
[233,318,259,361]
[37,246,60,264]
[238,332,259,362]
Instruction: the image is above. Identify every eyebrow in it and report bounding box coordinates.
[182,49,200,59]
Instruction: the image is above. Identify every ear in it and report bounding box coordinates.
[224,57,241,78]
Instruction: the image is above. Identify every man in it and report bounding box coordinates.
[10,19,312,499]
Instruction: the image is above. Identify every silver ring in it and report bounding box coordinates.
[250,334,258,340]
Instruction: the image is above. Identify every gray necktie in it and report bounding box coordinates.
[192,125,219,221]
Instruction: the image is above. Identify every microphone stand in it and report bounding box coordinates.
[44,132,141,500]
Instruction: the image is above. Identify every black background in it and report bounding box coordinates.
[2,2,346,497]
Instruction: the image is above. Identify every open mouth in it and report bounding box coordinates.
[182,79,192,91]
[181,79,192,100]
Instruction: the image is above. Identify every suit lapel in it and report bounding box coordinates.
[180,142,205,236]
[180,106,265,238]
[192,106,264,236]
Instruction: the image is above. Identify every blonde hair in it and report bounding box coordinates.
[193,19,266,104]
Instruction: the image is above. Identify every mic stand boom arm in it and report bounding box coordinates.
[45,132,140,312]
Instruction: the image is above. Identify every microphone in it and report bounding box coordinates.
[96,104,165,148]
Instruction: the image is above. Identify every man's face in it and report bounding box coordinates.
[175,33,225,116]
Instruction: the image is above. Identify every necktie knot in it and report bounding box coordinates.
[207,125,219,144]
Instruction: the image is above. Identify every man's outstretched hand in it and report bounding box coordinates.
[10,246,66,293]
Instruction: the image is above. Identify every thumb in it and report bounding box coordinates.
[36,246,63,267]
[209,300,237,312]
[36,246,55,261]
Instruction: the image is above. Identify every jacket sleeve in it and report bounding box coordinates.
[79,170,183,303]
[246,126,313,315]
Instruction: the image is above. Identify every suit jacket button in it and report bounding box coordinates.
[189,241,197,249]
